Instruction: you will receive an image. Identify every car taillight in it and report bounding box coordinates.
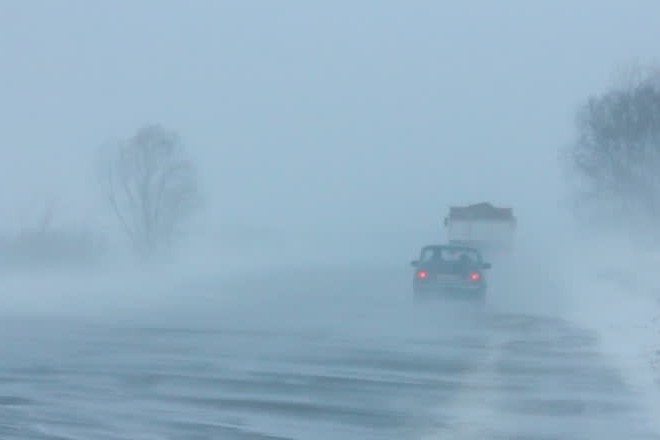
[417,271,428,279]
[470,272,481,281]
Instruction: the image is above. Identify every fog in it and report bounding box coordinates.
[2,1,660,438]
[2,0,658,304]
[5,1,659,256]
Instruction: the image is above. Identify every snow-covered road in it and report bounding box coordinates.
[0,263,658,439]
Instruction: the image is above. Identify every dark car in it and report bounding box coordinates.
[410,244,491,300]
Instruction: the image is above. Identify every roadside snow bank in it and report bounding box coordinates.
[0,253,258,322]
[562,237,660,433]
[0,241,397,324]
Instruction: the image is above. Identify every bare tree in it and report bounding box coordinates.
[100,124,199,258]
[566,65,660,236]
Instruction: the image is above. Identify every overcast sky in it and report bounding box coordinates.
[1,1,659,250]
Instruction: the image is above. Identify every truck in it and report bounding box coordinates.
[443,202,516,258]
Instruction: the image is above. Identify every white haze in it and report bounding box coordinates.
[5,1,660,252]
[2,1,660,435]
[0,0,657,314]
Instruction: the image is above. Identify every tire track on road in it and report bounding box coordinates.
[420,313,660,440]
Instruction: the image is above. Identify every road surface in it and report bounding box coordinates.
[0,263,657,439]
